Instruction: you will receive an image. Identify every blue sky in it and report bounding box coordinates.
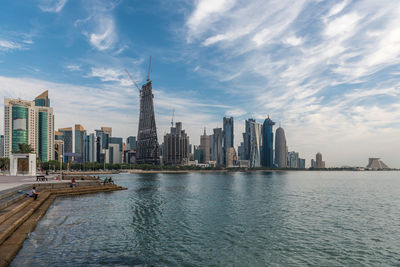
[1,0,400,167]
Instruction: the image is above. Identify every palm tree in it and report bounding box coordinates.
[12,143,35,154]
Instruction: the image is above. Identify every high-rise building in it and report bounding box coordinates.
[4,98,37,158]
[223,117,234,165]
[209,134,214,161]
[101,126,112,137]
[95,129,109,163]
[163,122,190,165]
[126,136,136,150]
[243,119,256,161]
[288,151,299,168]
[212,128,224,166]
[35,91,54,162]
[238,142,245,160]
[74,124,86,163]
[0,135,4,158]
[34,90,50,107]
[249,120,262,168]
[315,152,325,168]
[261,116,275,168]
[311,159,315,168]
[226,147,236,168]
[136,75,160,165]
[109,137,123,164]
[298,158,306,169]
[366,158,389,170]
[58,127,73,163]
[275,127,287,168]
[199,128,210,163]
[84,133,97,162]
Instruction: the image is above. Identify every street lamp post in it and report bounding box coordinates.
[59,155,63,179]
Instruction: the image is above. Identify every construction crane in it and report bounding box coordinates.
[147,56,152,82]
[125,69,140,91]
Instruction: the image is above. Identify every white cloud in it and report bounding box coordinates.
[65,64,81,71]
[326,0,351,18]
[283,35,303,46]
[87,67,133,86]
[39,0,67,13]
[89,17,117,51]
[0,40,22,51]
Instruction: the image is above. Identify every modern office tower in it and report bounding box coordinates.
[226,147,236,168]
[55,131,63,141]
[237,142,245,160]
[4,98,37,158]
[366,158,389,170]
[95,129,109,163]
[194,146,204,163]
[109,137,123,164]
[249,120,262,168]
[298,158,306,169]
[34,90,50,107]
[126,136,136,150]
[84,133,97,162]
[315,152,325,168]
[101,126,112,137]
[58,127,73,163]
[163,122,189,165]
[288,151,299,168]
[199,128,210,163]
[0,135,4,157]
[54,140,64,163]
[261,116,275,168]
[74,124,86,163]
[136,73,160,165]
[212,128,224,166]
[275,127,287,168]
[223,117,234,165]
[209,134,214,161]
[311,159,315,168]
[243,118,256,161]
[34,91,55,162]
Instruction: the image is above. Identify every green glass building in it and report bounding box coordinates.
[38,111,48,162]
[11,105,29,152]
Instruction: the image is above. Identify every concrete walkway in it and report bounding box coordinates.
[0,175,59,193]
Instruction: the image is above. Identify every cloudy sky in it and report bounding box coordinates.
[1,0,400,167]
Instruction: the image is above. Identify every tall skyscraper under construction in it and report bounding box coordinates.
[135,57,160,165]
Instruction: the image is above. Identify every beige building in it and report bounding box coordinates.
[101,126,112,137]
[199,127,210,163]
[226,147,236,168]
[163,122,190,166]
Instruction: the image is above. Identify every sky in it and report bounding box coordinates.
[1,0,400,168]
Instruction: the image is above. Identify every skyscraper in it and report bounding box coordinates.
[199,128,210,163]
[243,119,256,160]
[75,124,86,163]
[136,75,160,165]
[58,127,73,163]
[163,122,190,165]
[84,133,97,162]
[212,128,224,166]
[261,116,275,168]
[275,127,287,168]
[34,90,50,107]
[126,136,136,150]
[109,137,123,164]
[315,152,325,168]
[249,120,262,168]
[101,126,112,137]
[4,98,37,158]
[0,135,4,158]
[223,117,234,166]
[288,151,299,168]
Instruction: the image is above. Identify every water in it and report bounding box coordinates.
[11,171,400,266]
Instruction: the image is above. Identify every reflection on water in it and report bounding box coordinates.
[11,171,400,266]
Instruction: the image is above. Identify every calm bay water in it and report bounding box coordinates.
[11,171,400,266]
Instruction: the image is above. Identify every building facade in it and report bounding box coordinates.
[109,137,123,164]
[275,127,287,168]
[126,136,136,150]
[249,121,262,168]
[288,151,299,168]
[58,127,73,163]
[163,122,190,165]
[261,116,275,168]
[199,128,210,163]
[223,117,234,165]
[315,152,325,168]
[212,128,224,167]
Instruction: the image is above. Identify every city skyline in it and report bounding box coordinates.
[1,1,400,167]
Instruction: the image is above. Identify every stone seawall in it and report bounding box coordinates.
[0,182,126,266]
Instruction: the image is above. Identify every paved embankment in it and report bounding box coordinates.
[0,181,126,266]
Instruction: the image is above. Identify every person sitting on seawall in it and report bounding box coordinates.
[71,178,77,188]
[103,177,109,185]
[26,187,39,200]
[109,177,114,185]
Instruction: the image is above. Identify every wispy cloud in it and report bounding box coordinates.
[86,67,133,86]
[39,0,67,13]
[65,64,81,71]
[88,17,117,51]
[0,40,22,51]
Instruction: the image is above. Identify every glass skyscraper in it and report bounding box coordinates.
[261,116,275,168]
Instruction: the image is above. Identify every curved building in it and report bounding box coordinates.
[275,127,287,168]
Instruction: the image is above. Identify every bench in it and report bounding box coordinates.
[36,175,48,181]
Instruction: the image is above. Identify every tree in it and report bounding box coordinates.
[12,143,35,154]
[0,158,10,171]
